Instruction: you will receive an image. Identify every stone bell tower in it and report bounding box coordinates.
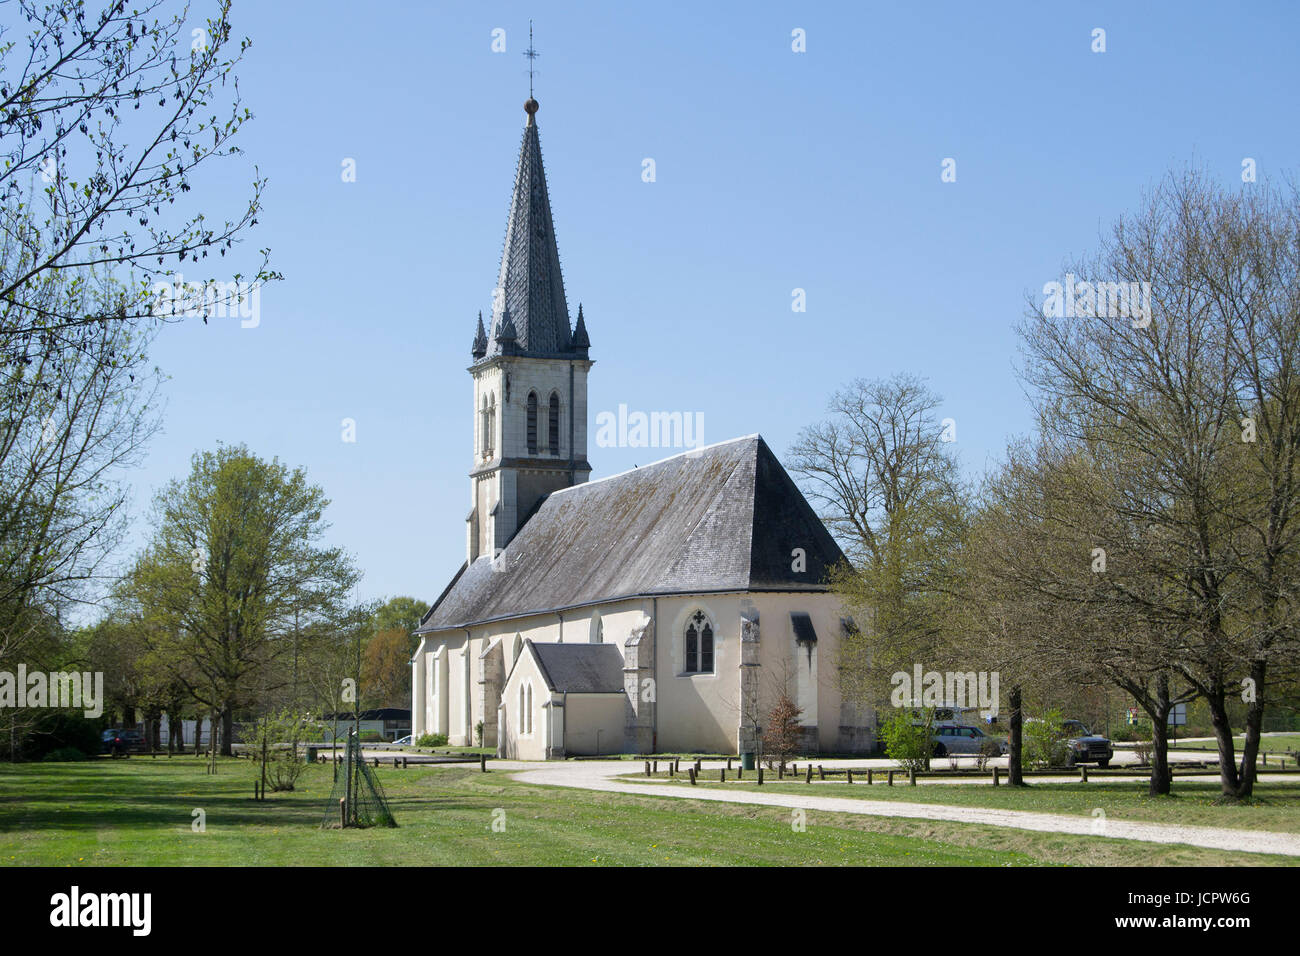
[466,95,593,564]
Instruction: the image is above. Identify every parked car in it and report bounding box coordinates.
[1060,719,1113,767]
[930,723,1000,757]
[100,728,145,756]
[393,735,413,746]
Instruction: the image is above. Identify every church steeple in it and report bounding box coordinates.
[465,88,594,567]
[482,97,578,359]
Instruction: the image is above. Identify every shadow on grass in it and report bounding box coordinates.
[0,759,483,831]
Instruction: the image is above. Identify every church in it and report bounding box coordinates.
[410,94,875,759]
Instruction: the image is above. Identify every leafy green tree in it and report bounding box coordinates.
[372,596,427,641]
[122,445,359,754]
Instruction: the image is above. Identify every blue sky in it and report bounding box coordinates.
[116,1,1300,609]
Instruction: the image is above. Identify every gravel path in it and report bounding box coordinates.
[511,760,1300,857]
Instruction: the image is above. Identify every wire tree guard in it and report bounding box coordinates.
[322,731,396,828]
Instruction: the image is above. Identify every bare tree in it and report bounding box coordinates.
[789,374,968,708]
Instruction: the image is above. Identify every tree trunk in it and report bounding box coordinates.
[1008,684,1025,786]
[193,714,204,755]
[220,706,234,757]
[1233,660,1267,799]
[1147,674,1172,796]
[1205,681,1241,797]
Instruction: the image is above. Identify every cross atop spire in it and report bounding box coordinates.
[523,20,539,101]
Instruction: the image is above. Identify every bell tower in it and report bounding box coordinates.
[467,95,593,564]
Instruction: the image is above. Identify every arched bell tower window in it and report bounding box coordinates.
[548,392,561,456]
[485,391,496,457]
[684,609,714,674]
[526,391,539,455]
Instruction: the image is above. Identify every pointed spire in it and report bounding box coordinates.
[494,306,518,353]
[472,311,488,359]
[484,99,581,359]
[571,302,590,356]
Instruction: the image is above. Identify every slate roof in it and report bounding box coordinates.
[416,435,846,634]
[480,101,580,360]
[527,641,624,694]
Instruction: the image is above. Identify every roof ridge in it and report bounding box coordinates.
[549,433,763,495]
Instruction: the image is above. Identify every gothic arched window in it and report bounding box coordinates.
[684,609,714,674]
[486,392,496,457]
[526,391,539,455]
[479,394,489,458]
[548,392,561,455]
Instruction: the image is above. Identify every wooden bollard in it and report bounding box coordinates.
[867,768,873,785]
[694,759,701,774]
[668,762,674,777]
[645,761,651,776]
[727,757,733,771]
[909,767,916,786]
[887,770,894,786]
[847,769,854,784]
[480,753,487,773]
[652,760,658,773]
[993,766,1000,786]
[737,766,743,780]
[394,758,400,768]
[402,757,408,768]
[688,768,697,785]
[818,764,825,780]
[778,764,785,780]
[757,768,764,786]
[720,768,726,782]
[791,764,797,777]
[805,765,813,784]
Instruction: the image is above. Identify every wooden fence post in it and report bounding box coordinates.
[688,768,697,785]
[992,767,1000,786]
[887,770,894,786]
[720,768,726,782]
[645,761,651,776]
[867,768,873,785]
[805,765,812,784]
[847,769,854,785]
[818,765,825,780]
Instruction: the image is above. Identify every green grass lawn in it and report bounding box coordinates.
[0,756,1293,866]
[622,770,1300,834]
[1166,733,1300,755]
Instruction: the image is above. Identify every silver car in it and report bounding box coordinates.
[930,723,1001,757]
